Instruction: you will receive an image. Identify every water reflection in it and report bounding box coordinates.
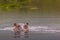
[14,31,20,38]
[24,31,29,38]
[14,31,29,39]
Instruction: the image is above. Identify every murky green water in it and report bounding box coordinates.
[0,10,60,28]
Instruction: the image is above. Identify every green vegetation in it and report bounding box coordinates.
[0,0,60,12]
[0,0,32,11]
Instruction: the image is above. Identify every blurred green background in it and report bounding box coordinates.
[0,0,59,12]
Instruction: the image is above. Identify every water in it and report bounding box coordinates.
[0,25,60,40]
[0,11,60,40]
[0,30,60,40]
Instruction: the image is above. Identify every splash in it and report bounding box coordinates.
[0,26,60,33]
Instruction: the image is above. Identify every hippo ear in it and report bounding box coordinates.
[26,23,29,25]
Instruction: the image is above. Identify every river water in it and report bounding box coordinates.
[0,10,60,40]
